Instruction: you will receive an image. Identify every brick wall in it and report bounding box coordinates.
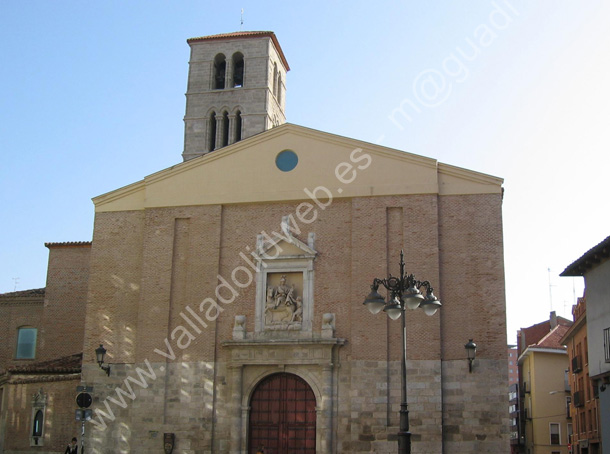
[41,243,91,361]
[82,190,509,453]
[0,295,44,370]
[2,378,81,453]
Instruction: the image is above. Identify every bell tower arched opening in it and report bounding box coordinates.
[221,111,230,147]
[208,111,217,151]
[213,53,226,89]
[232,52,244,87]
[235,110,242,142]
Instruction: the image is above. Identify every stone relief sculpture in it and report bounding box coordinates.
[264,275,303,329]
[32,388,47,406]
[253,221,316,334]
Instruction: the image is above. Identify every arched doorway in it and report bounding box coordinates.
[248,372,316,454]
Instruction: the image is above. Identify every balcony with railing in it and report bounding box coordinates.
[604,328,610,363]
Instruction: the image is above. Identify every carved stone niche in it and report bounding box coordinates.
[30,388,47,447]
[254,218,317,337]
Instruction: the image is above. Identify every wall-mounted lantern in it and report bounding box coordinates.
[465,339,477,373]
[95,344,111,376]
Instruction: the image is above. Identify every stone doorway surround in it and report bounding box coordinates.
[220,222,344,453]
[222,338,344,454]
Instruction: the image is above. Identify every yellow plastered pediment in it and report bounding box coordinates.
[93,124,503,212]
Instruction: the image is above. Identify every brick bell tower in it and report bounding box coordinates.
[182,31,290,161]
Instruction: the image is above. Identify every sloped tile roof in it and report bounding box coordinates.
[536,324,570,350]
[0,288,45,298]
[6,353,82,374]
[189,30,274,40]
[187,31,290,71]
[561,235,610,276]
[45,241,91,248]
[518,316,572,354]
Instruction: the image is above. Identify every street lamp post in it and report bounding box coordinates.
[363,250,441,454]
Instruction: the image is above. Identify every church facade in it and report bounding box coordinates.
[81,31,509,453]
[2,31,510,454]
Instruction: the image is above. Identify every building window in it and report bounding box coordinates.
[222,111,229,147]
[16,327,37,359]
[208,111,217,151]
[584,336,589,364]
[550,423,560,445]
[232,52,244,87]
[604,328,610,363]
[275,150,298,172]
[234,110,242,142]
[272,63,278,97]
[213,54,226,89]
[32,410,43,437]
[30,389,47,446]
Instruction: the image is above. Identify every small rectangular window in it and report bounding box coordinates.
[16,327,37,359]
[550,422,560,445]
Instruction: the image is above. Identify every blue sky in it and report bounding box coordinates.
[1,1,608,341]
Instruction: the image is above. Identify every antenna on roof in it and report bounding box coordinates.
[240,8,244,30]
[547,267,556,312]
[12,277,19,292]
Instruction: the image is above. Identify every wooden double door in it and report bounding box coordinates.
[248,373,316,454]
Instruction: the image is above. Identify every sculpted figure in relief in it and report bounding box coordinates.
[264,275,303,328]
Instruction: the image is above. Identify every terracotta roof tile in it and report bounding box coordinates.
[0,288,45,298]
[517,316,572,354]
[536,324,570,349]
[6,353,82,374]
[189,30,275,41]
[561,235,610,276]
[45,241,91,248]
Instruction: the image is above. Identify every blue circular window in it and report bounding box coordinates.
[275,150,298,172]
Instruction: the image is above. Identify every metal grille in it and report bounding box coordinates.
[249,373,316,454]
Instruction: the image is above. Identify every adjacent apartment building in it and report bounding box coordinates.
[517,313,573,454]
[561,236,610,454]
[560,296,601,454]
